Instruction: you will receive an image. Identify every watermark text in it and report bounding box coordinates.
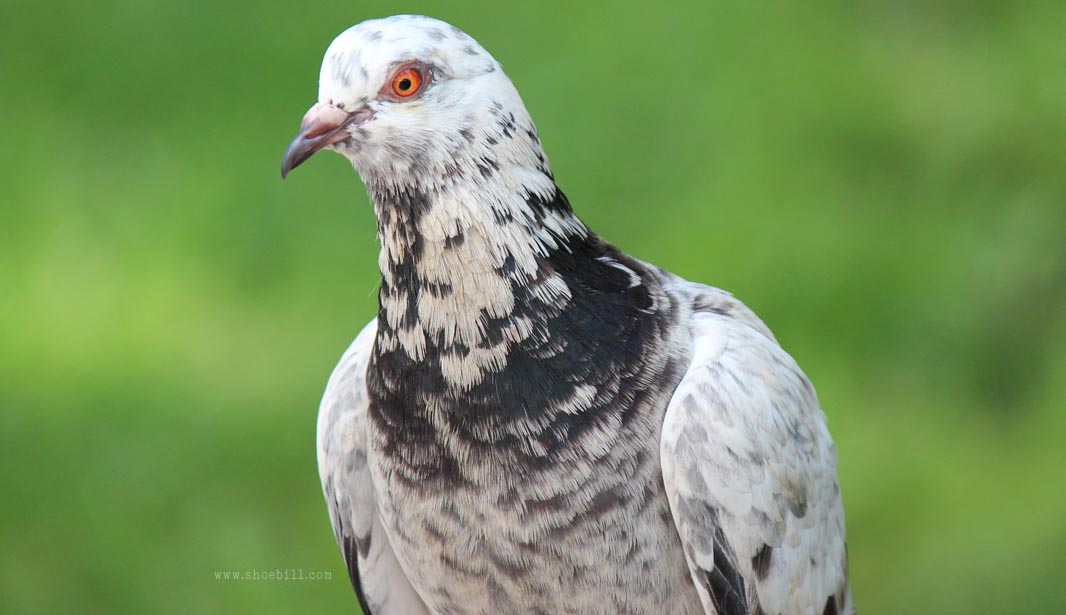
[213,568,333,582]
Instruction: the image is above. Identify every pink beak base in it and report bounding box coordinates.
[281,103,364,178]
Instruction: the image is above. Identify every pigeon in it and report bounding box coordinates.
[282,14,852,615]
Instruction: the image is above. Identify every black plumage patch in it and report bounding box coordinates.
[476,156,499,179]
[525,188,574,218]
[823,594,838,615]
[443,232,465,249]
[704,522,748,615]
[752,543,773,580]
[341,534,374,615]
[424,279,453,298]
[371,184,432,234]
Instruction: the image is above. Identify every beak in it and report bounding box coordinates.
[280,103,371,178]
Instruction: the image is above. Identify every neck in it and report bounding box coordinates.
[368,169,596,389]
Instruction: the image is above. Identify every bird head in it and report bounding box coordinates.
[281,15,547,191]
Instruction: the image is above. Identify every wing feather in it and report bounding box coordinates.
[317,319,430,615]
[660,284,851,615]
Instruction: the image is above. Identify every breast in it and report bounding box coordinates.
[366,404,705,615]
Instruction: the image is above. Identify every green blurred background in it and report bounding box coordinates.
[2,1,1064,613]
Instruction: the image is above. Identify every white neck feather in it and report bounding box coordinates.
[368,148,587,389]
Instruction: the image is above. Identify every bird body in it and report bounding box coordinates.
[290,15,851,615]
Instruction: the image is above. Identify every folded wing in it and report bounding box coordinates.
[659,285,851,615]
[317,319,430,615]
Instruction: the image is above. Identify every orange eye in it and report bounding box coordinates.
[391,68,423,98]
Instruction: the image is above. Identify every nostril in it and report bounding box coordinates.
[298,102,352,136]
[304,124,333,139]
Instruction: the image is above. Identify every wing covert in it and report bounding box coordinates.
[659,285,851,615]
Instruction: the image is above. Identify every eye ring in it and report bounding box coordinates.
[390,67,424,98]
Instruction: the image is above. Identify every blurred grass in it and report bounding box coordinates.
[2,1,1065,613]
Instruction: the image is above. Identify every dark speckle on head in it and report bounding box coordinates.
[441,162,461,180]
[464,45,478,56]
[367,29,383,42]
[500,117,515,139]
[330,54,352,87]
[476,157,500,179]
[428,28,446,41]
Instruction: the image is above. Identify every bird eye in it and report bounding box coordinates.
[390,67,424,98]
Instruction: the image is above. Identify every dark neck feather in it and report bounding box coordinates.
[364,184,676,485]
